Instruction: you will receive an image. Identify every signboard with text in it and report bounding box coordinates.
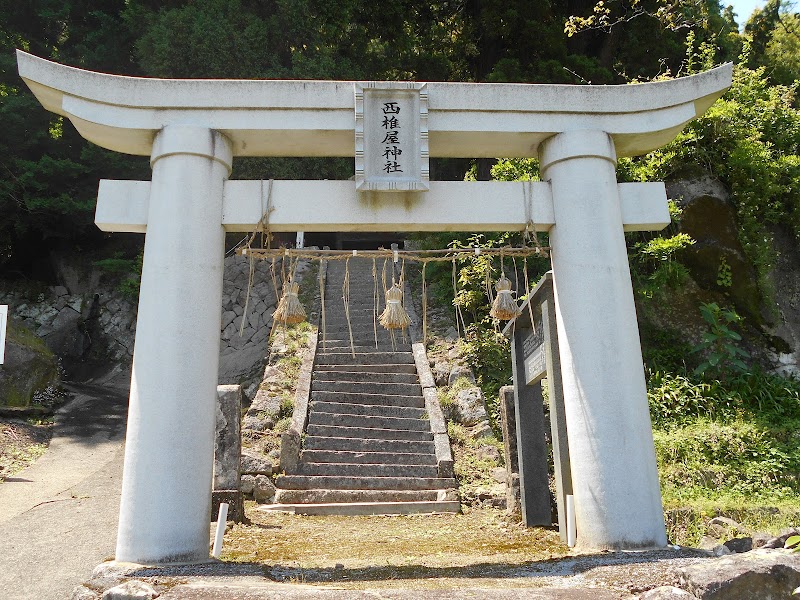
[354,82,429,192]
[0,305,7,365]
[521,310,547,384]
[503,272,573,540]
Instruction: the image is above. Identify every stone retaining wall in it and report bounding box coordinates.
[0,254,300,392]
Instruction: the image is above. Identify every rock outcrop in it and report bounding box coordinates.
[0,318,58,407]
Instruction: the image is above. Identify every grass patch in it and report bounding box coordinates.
[664,501,800,547]
[655,418,800,503]
[0,419,52,481]
[447,422,505,503]
[649,368,800,544]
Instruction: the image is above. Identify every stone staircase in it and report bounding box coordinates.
[272,258,459,515]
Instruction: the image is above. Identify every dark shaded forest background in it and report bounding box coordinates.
[1,0,797,278]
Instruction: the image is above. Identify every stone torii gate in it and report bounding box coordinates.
[17,51,732,563]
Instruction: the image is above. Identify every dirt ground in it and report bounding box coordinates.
[220,504,711,596]
[0,418,52,481]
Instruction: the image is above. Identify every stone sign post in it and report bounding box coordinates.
[505,272,573,542]
[17,50,731,559]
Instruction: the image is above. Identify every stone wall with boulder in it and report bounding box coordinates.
[0,317,59,409]
[0,253,302,399]
[664,175,800,377]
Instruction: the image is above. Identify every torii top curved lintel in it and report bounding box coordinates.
[17,50,732,159]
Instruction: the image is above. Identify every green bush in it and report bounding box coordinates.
[649,368,800,426]
[620,58,800,298]
[691,302,749,377]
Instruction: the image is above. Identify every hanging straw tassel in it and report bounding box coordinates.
[273,280,306,325]
[490,274,520,321]
[380,283,411,330]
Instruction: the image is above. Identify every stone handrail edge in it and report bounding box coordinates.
[412,342,454,479]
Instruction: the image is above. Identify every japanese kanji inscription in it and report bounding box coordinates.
[355,82,429,192]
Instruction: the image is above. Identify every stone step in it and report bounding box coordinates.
[273,488,447,505]
[319,327,411,342]
[318,337,411,354]
[295,462,439,478]
[314,363,418,374]
[315,345,414,356]
[275,474,458,490]
[321,306,380,314]
[311,380,422,396]
[304,435,435,454]
[310,400,424,419]
[316,341,412,352]
[307,411,430,432]
[300,449,437,465]
[306,424,433,441]
[312,371,419,384]
[318,336,409,343]
[322,312,384,319]
[315,352,414,365]
[311,390,424,408]
[321,313,396,322]
[259,500,461,516]
[321,320,410,329]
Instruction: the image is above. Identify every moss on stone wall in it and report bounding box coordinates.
[0,318,58,408]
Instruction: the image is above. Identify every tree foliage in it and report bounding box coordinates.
[1,0,798,278]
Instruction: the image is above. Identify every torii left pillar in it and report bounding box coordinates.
[116,125,232,563]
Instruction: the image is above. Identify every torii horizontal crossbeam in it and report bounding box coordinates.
[17,51,732,159]
[95,180,669,234]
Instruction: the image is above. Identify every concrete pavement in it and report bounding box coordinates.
[0,382,128,599]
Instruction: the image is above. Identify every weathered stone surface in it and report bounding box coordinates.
[241,451,272,476]
[763,528,800,549]
[752,531,773,549]
[448,365,476,386]
[71,585,100,600]
[723,537,753,554]
[711,544,732,557]
[101,580,159,600]
[240,474,255,495]
[499,385,520,515]
[491,466,507,484]
[676,190,761,319]
[242,414,272,432]
[679,548,800,599]
[253,475,276,504]
[214,385,242,491]
[638,587,693,599]
[211,489,244,523]
[768,226,800,376]
[432,361,450,387]
[249,389,282,418]
[0,318,59,407]
[476,445,502,463]
[707,516,741,539]
[453,386,489,426]
[40,306,89,357]
[698,535,719,551]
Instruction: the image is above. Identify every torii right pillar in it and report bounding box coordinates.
[540,129,666,549]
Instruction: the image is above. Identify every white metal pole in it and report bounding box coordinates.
[566,495,576,548]
[212,503,229,559]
